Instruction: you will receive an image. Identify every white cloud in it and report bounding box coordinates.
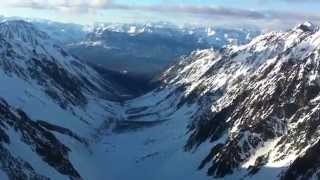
[2,0,320,30]
[5,0,112,12]
[7,1,319,22]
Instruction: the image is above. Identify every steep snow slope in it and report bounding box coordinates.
[95,22,320,180]
[0,20,124,130]
[0,20,123,179]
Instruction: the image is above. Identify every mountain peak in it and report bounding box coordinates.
[294,21,317,32]
[0,20,49,44]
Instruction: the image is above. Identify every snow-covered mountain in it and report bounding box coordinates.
[82,22,258,47]
[0,20,125,179]
[94,21,320,180]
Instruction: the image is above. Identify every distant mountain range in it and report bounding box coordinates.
[31,20,260,77]
[16,19,256,96]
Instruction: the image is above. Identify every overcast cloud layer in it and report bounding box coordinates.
[7,0,112,12]
[3,0,320,29]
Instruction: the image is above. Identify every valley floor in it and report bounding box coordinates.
[92,106,210,180]
[66,92,213,180]
[77,89,287,180]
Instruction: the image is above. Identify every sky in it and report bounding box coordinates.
[0,0,320,30]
